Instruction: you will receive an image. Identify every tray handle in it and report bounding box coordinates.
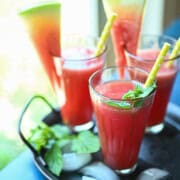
[18,95,56,156]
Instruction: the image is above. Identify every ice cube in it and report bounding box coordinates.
[137,168,172,180]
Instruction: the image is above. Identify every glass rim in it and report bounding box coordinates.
[61,45,107,62]
[60,35,107,62]
[89,66,156,103]
[125,34,180,62]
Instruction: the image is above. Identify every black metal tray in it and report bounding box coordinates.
[18,95,180,180]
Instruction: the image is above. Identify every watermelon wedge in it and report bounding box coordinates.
[102,0,146,69]
[18,1,61,91]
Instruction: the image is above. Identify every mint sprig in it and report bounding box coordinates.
[104,83,156,109]
[138,83,156,98]
[29,123,55,152]
[71,131,100,153]
[122,83,156,100]
[28,123,100,176]
[44,143,63,176]
[122,84,143,100]
[105,101,131,109]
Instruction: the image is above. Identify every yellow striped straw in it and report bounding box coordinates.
[144,42,171,88]
[94,13,117,56]
[167,37,180,68]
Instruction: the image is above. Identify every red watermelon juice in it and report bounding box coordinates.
[137,50,178,127]
[89,67,155,173]
[59,47,105,127]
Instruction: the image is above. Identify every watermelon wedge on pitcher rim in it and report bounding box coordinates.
[18,1,61,92]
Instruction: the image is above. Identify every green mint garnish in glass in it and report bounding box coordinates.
[105,82,156,109]
[122,82,156,108]
[105,100,132,109]
[122,83,156,99]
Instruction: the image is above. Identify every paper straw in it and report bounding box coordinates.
[94,13,117,56]
[144,42,171,88]
[167,37,180,68]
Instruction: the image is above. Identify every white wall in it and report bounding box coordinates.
[142,0,165,35]
[61,0,98,36]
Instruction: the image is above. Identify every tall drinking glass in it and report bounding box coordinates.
[89,66,155,174]
[126,34,180,134]
[102,0,146,70]
[55,35,106,131]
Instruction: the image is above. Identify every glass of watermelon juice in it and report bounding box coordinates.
[89,66,155,174]
[55,35,106,131]
[126,34,180,134]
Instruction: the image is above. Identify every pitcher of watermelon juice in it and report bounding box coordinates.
[102,0,146,71]
[54,35,106,131]
[126,34,180,134]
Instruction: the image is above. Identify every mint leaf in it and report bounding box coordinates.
[134,100,143,108]
[57,138,72,151]
[138,83,156,98]
[105,100,131,109]
[71,131,100,153]
[122,83,156,108]
[44,143,63,176]
[122,84,143,100]
[28,123,54,152]
[51,124,70,139]
[133,84,155,107]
